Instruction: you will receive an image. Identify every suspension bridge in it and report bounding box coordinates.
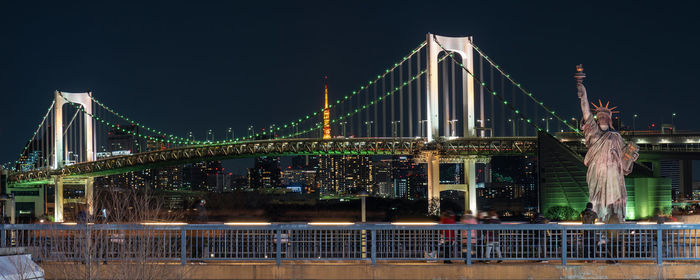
[2,33,696,222]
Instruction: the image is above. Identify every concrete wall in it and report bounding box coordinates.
[41,262,700,279]
[5,185,44,220]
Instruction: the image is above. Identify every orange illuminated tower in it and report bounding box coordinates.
[323,76,331,139]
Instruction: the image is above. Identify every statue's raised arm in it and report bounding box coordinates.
[577,83,592,122]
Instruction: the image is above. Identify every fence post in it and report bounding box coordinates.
[276,229,282,266]
[371,229,376,265]
[656,228,662,265]
[466,228,472,265]
[0,224,5,248]
[180,228,186,265]
[561,228,567,265]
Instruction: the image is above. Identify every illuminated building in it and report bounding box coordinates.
[322,76,331,140]
[319,155,372,194]
[248,156,281,188]
[392,156,426,199]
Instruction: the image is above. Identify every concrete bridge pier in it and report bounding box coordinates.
[52,176,94,223]
[424,152,485,215]
[53,176,63,223]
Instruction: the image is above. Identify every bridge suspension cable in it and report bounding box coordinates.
[89,96,203,145]
[469,43,579,133]
[279,53,450,139]
[257,41,427,140]
[433,36,551,134]
[4,101,55,170]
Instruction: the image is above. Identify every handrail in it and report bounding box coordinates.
[1,223,698,266]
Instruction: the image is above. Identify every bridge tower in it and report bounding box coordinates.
[52,91,95,222]
[424,34,479,215]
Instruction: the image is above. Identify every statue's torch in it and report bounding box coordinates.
[574,64,586,84]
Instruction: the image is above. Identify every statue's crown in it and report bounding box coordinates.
[591,99,619,115]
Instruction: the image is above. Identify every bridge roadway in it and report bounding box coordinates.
[8,137,537,186]
[557,131,700,159]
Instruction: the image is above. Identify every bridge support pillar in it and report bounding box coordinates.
[425,152,483,215]
[85,177,94,216]
[464,158,477,215]
[53,176,64,223]
[426,152,441,215]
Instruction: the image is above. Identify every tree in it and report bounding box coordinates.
[43,187,187,280]
[545,205,578,221]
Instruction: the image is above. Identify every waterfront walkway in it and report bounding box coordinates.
[38,261,700,279]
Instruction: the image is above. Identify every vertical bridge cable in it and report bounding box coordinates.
[390,69,395,137]
[432,38,546,133]
[470,43,578,133]
[416,50,422,137]
[365,77,370,137]
[281,53,448,140]
[450,58,456,137]
[382,74,387,137]
[13,101,55,170]
[491,64,498,136]
[373,75,378,137]
[511,81,516,136]
[399,63,404,137]
[79,105,84,163]
[441,58,448,136]
[407,56,413,137]
[479,53,485,136]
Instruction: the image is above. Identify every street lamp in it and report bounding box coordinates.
[248,126,254,138]
[358,190,369,222]
[508,119,516,136]
[633,114,638,134]
[542,117,552,133]
[391,121,401,138]
[358,189,369,258]
[448,119,459,137]
[672,113,677,130]
[207,129,213,142]
[339,121,348,137]
[364,121,374,137]
[269,124,276,138]
[419,120,428,138]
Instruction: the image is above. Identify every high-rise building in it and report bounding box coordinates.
[282,169,318,189]
[391,156,426,199]
[660,160,681,200]
[319,155,372,195]
[207,173,232,193]
[248,156,281,188]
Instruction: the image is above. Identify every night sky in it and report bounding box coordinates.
[1,1,699,176]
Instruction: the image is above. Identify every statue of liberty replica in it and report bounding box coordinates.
[575,65,639,223]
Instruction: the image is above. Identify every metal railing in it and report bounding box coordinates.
[1,223,699,265]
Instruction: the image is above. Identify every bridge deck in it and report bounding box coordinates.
[8,137,537,186]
